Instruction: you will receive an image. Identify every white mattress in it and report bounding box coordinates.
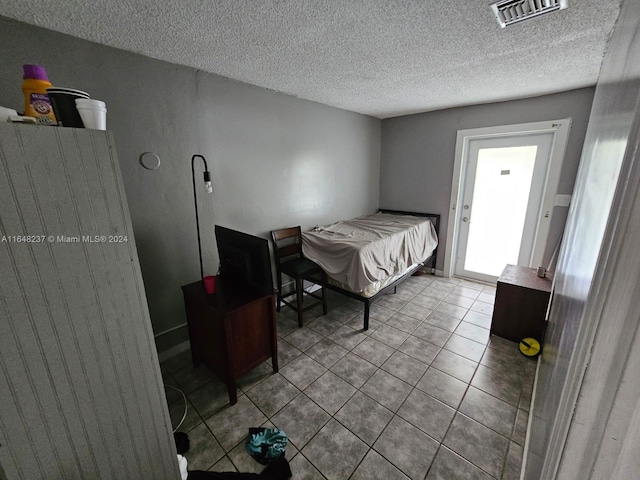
[302,212,438,295]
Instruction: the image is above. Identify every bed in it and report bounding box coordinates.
[302,209,440,330]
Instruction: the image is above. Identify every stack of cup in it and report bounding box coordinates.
[46,87,90,127]
[75,98,107,130]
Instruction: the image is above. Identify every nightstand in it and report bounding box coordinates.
[182,278,278,405]
[491,264,553,343]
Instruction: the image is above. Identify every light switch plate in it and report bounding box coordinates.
[555,194,572,207]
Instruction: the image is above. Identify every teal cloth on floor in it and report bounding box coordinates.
[245,428,288,465]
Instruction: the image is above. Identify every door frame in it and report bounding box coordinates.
[443,119,572,279]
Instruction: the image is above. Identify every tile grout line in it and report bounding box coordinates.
[167,277,529,478]
[275,294,438,476]
[303,304,473,476]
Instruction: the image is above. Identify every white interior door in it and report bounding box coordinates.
[454,132,554,282]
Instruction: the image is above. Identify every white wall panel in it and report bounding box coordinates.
[0,124,178,479]
[524,0,640,478]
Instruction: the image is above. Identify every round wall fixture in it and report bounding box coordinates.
[140,152,161,170]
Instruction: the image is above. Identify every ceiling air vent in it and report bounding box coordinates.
[490,0,568,28]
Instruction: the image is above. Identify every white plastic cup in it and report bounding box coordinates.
[75,98,105,108]
[74,98,107,130]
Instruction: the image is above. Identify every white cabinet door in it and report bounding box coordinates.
[0,125,179,479]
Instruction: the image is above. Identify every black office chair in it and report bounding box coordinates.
[271,226,327,327]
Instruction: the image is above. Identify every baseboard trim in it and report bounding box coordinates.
[157,340,190,363]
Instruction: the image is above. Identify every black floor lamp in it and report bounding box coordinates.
[191,154,213,282]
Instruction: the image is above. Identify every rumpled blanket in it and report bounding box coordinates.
[302,212,438,292]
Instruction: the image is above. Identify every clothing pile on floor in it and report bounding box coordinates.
[176,429,292,480]
[186,457,291,480]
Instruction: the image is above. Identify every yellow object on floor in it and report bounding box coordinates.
[519,337,541,357]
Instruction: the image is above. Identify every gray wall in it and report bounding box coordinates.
[0,17,381,354]
[380,88,595,270]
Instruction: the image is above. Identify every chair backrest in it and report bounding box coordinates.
[271,226,303,268]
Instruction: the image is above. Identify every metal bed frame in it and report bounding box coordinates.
[321,209,440,330]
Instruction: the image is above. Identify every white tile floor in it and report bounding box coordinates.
[162,275,535,479]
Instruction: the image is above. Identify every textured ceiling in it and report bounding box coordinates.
[0,0,622,118]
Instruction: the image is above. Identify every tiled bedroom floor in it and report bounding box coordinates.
[161,275,536,480]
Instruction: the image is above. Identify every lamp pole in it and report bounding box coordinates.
[191,154,213,283]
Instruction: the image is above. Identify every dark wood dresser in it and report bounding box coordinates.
[182,278,278,404]
[491,264,553,343]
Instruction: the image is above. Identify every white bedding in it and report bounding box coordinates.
[301,212,438,295]
[325,262,420,298]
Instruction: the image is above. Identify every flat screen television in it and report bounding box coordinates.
[215,225,274,296]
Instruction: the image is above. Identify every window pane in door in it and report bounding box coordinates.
[464,146,537,276]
